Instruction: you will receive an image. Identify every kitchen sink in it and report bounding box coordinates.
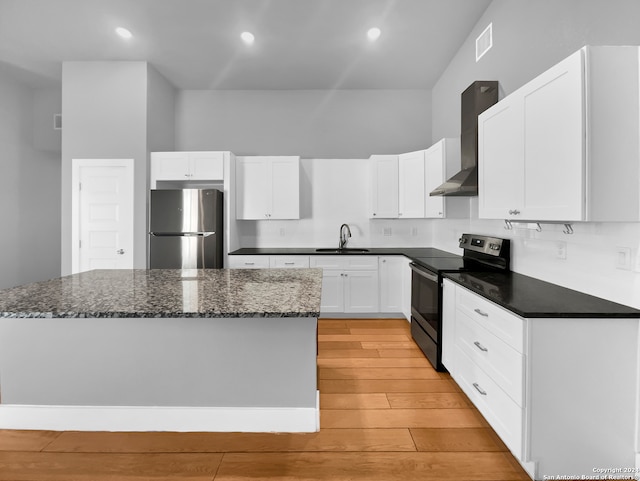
[315,248,370,253]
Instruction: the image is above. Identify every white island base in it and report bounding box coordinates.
[0,316,319,432]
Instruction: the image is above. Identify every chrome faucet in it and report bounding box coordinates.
[339,224,351,249]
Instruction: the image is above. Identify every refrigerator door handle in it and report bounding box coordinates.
[150,232,215,237]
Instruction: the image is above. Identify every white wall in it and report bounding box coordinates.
[429,0,640,309]
[0,66,61,289]
[175,89,431,158]
[61,61,149,274]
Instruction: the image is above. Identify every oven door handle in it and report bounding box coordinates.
[409,263,438,283]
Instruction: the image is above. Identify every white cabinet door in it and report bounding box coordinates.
[343,270,379,313]
[378,256,405,314]
[269,156,300,219]
[236,156,300,220]
[424,140,447,218]
[521,50,585,221]
[478,95,524,219]
[150,151,225,187]
[479,49,586,222]
[320,270,344,313]
[398,150,425,218]
[369,155,399,218]
[189,152,224,180]
[151,152,190,181]
[236,157,270,219]
[269,255,310,268]
[227,255,270,268]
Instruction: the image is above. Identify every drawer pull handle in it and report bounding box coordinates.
[473,383,487,396]
[284,262,295,265]
[474,308,489,317]
[473,341,488,352]
[244,262,255,265]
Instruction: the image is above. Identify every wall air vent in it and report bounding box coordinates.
[476,23,493,62]
[53,113,62,130]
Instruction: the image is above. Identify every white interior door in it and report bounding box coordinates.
[72,159,134,274]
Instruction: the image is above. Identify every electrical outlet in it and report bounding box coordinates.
[616,247,632,270]
[556,241,567,260]
[383,227,392,237]
[411,227,418,236]
[279,228,286,237]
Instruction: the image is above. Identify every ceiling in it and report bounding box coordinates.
[0,0,492,90]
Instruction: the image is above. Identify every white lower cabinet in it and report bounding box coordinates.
[378,256,411,319]
[228,255,309,269]
[310,256,379,314]
[227,255,271,269]
[442,279,640,479]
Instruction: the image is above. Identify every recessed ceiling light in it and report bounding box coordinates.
[115,27,133,39]
[367,27,381,41]
[241,31,255,45]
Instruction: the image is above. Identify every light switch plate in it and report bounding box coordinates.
[616,247,632,270]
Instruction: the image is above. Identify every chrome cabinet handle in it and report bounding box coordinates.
[508,209,521,215]
[116,249,125,255]
[474,308,489,317]
[284,262,295,265]
[474,341,488,352]
[473,383,487,395]
[244,262,255,266]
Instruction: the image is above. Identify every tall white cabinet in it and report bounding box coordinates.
[236,156,300,220]
[479,46,640,222]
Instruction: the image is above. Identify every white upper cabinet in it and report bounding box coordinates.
[424,138,458,218]
[398,150,426,218]
[479,46,640,222]
[236,156,300,220]
[370,140,453,219]
[151,151,224,184]
[369,155,399,218]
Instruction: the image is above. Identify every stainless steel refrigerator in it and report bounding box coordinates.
[149,189,223,269]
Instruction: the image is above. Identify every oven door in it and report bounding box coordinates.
[409,263,442,370]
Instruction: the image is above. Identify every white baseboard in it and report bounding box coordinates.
[0,392,320,432]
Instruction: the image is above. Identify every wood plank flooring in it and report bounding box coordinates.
[0,318,531,480]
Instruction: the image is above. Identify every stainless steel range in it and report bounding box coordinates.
[409,234,510,371]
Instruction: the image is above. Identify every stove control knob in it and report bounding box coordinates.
[489,243,500,251]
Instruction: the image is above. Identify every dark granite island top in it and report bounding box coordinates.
[0,268,323,433]
[0,268,323,319]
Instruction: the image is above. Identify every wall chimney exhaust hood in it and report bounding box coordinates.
[430,80,498,197]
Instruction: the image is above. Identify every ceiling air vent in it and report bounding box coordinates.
[476,23,493,62]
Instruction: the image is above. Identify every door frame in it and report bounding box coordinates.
[71,159,134,274]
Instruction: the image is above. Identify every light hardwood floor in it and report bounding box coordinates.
[0,318,531,480]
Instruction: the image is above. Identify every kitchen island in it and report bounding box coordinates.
[0,268,323,432]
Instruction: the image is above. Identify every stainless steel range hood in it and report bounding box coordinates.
[430,81,498,197]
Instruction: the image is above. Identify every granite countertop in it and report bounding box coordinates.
[445,270,640,318]
[0,268,323,319]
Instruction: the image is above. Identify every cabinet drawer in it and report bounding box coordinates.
[228,256,270,269]
[310,256,378,270]
[456,286,524,352]
[270,256,310,268]
[456,311,524,406]
[453,346,524,458]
